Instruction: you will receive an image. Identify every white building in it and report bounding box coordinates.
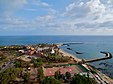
[51,49,55,54]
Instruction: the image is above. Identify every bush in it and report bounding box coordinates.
[71,74,96,84]
[42,77,61,84]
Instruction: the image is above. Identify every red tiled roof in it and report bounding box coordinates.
[66,67,75,74]
[55,67,65,74]
[44,67,74,76]
[45,68,54,76]
[44,65,87,77]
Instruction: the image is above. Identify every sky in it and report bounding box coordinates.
[0,0,113,35]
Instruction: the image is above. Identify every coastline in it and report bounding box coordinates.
[58,48,82,62]
[58,44,113,83]
[57,43,81,62]
[1,43,113,83]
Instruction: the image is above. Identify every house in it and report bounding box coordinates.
[17,55,31,62]
[36,52,44,57]
[19,50,25,53]
[43,47,49,50]
[29,50,35,55]
[51,49,55,54]
[36,48,43,52]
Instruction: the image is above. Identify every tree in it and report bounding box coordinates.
[14,60,30,68]
[0,52,6,60]
[54,71,61,80]
[0,68,22,84]
[65,72,71,79]
[42,77,61,84]
[70,74,96,84]
[37,67,44,81]
[36,58,42,62]
[22,72,30,84]
[31,59,43,67]
[14,60,21,67]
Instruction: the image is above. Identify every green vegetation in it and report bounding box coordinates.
[0,67,31,84]
[34,62,43,67]
[37,67,44,82]
[54,71,61,80]
[65,72,71,79]
[0,44,98,84]
[0,52,8,66]
[0,68,22,84]
[14,60,30,68]
[31,58,44,67]
[41,69,96,84]
[0,45,24,51]
[42,77,61,84]
[22,72,30,84]
[47,55,70,63]
[30,55,70,66]
[0,54,6,60]
[71,74,96,84]
[36,57,47,62]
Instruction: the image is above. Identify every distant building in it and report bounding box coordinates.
[43,47,49,50]
[36,52,44,57]
[36,48,43,52]
[29,51,35,55]
[19,50,25,53]
[17,55,31,62]
[51,49,55,54]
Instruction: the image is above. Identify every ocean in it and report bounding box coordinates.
[0,35,113,78]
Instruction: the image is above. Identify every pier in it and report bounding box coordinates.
[67,48,83,54]
[63,42,84,46]
[80,52,112,64]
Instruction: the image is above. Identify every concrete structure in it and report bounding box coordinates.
[51,49,55,54]
[80,52,112,64]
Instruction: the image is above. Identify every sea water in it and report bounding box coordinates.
[0,35,113,78]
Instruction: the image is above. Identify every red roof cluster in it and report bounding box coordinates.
[46,68,54,76]
[44,65,86,76]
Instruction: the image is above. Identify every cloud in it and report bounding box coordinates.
[1,0,113,35]
[65,1,90,18]
[63,0,113,32]
[32,0,50,7]
[36,15,55,23]
[40,2,50,7]
[0,17,33,31]
[0,0,27,16]
[0,0,51,16]
[24,8,38,11]
[0,0,56,31]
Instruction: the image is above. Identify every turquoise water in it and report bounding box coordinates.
[0,35,113,78]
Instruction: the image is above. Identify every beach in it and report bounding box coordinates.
[59,48,82,62]
[57,45,113,83]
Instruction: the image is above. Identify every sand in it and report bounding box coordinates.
[57,44,113,82]
[59,48,81,62]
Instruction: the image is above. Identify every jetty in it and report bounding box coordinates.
[67,48,83,54]
[63,42,84,46]
[79,52,112,64]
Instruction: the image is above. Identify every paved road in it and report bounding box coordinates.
[0,59,14,73]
